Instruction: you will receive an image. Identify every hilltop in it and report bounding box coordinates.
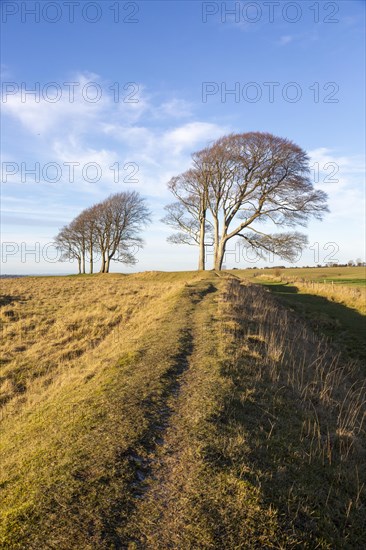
[0,270,365,548]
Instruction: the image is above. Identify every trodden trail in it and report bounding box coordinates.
[121,275,289,549]
[124,278,221,547]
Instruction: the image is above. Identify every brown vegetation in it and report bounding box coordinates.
[0,272,365,548]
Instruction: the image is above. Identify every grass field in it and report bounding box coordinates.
[232,266,366,363]
[1,270,365,548]
[231,266,366,288]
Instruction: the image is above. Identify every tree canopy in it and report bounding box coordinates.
[163,132,329,270]
[55,191,150,274]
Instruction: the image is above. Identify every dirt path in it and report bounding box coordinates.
[124,279,221,548]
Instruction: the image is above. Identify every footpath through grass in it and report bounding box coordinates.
[1,272,365,548]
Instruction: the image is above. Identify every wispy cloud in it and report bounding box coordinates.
[155,98,193,119]
[2,72,229,209]
[279,35,293,46]
[308,147,365,221]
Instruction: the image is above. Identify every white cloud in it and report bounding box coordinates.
[2,74,102,135]
[308,147,365,221]
[2,72,229,204]
[279,35,293,45]
[1,73,148,136]
[155,98,193,118]
[163,122,225,155]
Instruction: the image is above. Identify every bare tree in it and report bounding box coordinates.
[55,191,150,274]
[79,206,99,274]
[88,202,111,273]
[207,132,328,270]
[55,223,84,274]
[57,209,98,274]
[100,191,150,273]
[71,215,89,273]
[162,160,212,270]
[165,132,328,270]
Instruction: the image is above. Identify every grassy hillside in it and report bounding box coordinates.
[232,266,366,362]
[1,272,365,548]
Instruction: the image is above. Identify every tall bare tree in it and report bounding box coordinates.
[100,191,150,273]
[162,156,212,270]
[71,206,100,274]
[207,133,328,269]
[164,132,328,270]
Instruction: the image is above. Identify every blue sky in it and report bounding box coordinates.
[1,0,365,274]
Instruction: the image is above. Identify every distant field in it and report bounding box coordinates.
[1,271,365,548]
[231,265,366,288]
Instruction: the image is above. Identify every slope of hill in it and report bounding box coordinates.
[1,272,365,548]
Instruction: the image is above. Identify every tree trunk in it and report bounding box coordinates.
[214,238,226,270]
[213,217,220,270]
[77,257,81,274]
[82,252,86,274]
[100,251,106,273]
[198,213,206,270]
[89,246,93,274]
[105,257,111,273]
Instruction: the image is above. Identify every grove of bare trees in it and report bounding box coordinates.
[163,132,329,270]
[55,191,150,273]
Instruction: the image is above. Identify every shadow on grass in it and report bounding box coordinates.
[0,295,24,307]
[216,281,366,547]
[260,282,366,365]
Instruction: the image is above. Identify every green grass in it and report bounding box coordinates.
[321,278,366,286]
[231,266,366,288]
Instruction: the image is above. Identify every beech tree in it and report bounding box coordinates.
[162,150,213,270]
[55,191,150,273]
[95,192,150,273]
[164,132,328,270]
[81,206,98,275]
[55,221,85,274]
[70,214,88,274]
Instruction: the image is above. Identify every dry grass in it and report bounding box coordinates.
[217,278,366,547]
[1,273,203,547]
[292,280,366,315]
[253,273,366,315]
[1,272,365,548]
[0,274,181,409]
[249,271,366,363]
